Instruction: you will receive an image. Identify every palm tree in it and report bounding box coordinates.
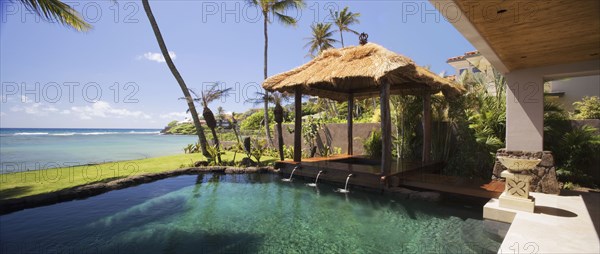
[304,23,337,58]
[331,6,360,47]
[15,0,91,31]
[142,0,211,158]
[247,0,305,146]
[216,106,226,126]
[189,84,232,164]
[303,23,339,119]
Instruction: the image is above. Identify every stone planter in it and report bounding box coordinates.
[493,149,560,194]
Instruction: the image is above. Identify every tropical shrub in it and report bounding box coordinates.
[553,125,600,187]
[301,116,323,157]
[390,95,422,160]
[183,142,201,154]
[240,109,274,131]
[443,68,506,179]
[284,145,294,159]
[250,138,268,163]
[364,129,382,159]
[205,145,223,165]
[572,96,600,119]
[543,99,600,187]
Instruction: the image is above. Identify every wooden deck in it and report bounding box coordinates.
[276,155,504,199]
[398,171,504,199]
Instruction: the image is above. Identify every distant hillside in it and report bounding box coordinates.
[161,121,195,135]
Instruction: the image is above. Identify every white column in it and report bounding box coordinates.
[505,70,544,151]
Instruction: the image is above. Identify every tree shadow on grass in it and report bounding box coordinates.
[0,186,33,200]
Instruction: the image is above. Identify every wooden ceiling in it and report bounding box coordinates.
[453,0,600,71]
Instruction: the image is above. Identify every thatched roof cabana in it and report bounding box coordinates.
[264,42,463,176]
[263,43,464,101]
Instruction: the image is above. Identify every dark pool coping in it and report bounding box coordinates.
[0,166,276,215]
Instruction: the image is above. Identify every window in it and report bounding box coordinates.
[459,68,467,75]
[472,67,481,73]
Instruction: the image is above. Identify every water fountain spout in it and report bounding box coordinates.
[337,174,353,193]
[281,166,299,182]
[307,170,323,187]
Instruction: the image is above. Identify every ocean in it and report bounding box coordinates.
[0,128,198,173]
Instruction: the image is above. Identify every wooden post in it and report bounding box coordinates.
[294,87,302,162]
[347,94,354,155]
[380,83,391,175]
[422,93,431,163]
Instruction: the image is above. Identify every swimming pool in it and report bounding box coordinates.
[0,173,502,253]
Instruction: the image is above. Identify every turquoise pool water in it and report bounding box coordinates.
[0,174,502,253]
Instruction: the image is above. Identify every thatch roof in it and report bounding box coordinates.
[263,43,464,101]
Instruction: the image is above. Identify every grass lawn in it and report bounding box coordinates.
[0,151,276,200]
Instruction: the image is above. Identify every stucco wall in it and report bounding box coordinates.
[277,123,381,155]
[550,75,600,111]
[570,119,600,133]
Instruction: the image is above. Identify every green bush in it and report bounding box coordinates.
[167,123,196,135]
[553,125,600,187]
[443,68,506,179]
[572,96,600,119]
[364,129,382,159]
[544,99,600,188]
[167,120,179,127]
[240,110,273,131]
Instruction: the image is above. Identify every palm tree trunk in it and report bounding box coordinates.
[263,11,273,146]
[340,30,344,47]
[142,0,210,158]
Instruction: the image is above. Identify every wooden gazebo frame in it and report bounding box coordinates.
[263,43,463,174]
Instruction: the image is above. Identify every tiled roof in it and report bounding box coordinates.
[447,51,481,62]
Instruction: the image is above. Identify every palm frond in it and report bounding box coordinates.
[273,12,296,26]
[305,22,338,57]
[272,0,305,12]
[331,7,360,32]
[20,0,91,31]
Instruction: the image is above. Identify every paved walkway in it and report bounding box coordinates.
[487,191,600,253]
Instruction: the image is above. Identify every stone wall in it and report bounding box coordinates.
[493,149,560,194]
[278,123,381,155]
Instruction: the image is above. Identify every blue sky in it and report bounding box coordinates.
[0,0,474,128]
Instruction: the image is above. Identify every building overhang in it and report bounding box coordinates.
[432,0,600,74]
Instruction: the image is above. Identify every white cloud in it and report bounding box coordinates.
[60,110,71,114]
[0,112,6,117]
[139,51,176,63]
[20,95,32,103]
[71,101,152,120]
[159,111,188,120]
[43,106,59,112]
[8,96,59,116]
